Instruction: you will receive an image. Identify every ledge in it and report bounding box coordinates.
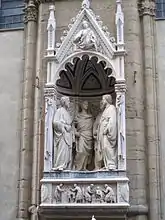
[38,204,148,219]
[43,170,127,180]
[39,203,129,219]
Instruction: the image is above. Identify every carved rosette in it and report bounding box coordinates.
[24,2,38,23]
[138,1,156,17]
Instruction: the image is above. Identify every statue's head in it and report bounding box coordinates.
[100,100,104,111]
[102,94,112,108]
[82,20,89,29]
[105,184,108,188]
[74,184,77,187]
[81,100,89,111]
[90,184,94,188]
[60,183,63,187]
[60,96,70,109]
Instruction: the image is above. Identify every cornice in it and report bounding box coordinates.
[138,0,156,17]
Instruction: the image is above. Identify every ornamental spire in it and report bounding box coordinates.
[115,0,124,48]
[82,0,90,9]
[47,5,56,55]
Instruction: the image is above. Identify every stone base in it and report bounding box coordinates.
[40,171,129,208]
[39,204,128,219]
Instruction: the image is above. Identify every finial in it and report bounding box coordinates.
[82,0,90,9]
[115,0,124,47]
[47,4,56,55]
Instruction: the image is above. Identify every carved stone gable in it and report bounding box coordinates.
[55,7,117,63]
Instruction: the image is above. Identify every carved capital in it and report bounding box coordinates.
[24,1,38,23]
[44,83,56,98]
[115,80,126,94]
[138,1,156,17]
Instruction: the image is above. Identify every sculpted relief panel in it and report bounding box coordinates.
[53,183,116,204]
[52,94,117,171]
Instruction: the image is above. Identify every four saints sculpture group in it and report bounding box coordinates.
[53,94,117,171]
[54,183,116,204]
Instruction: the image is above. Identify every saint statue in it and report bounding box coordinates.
[74,101,93,171]
[97,95,117,170]
[73,20,97,50]
[53,96,73,171]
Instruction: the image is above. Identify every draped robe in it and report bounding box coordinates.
[53,107,72,170]
[74,112,93,170]
[97,104,117,170]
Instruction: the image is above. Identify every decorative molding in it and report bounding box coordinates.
[44,83,56,98]
[24,1,38,23]
[138,0,156,17]
[115,80,126,94]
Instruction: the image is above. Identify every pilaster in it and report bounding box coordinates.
[115,80,126,170]
[123,0,147,219]
[138,1,160,220]
[18,1,38,219]
[44,84,56,172]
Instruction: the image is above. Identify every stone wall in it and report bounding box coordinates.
[0,30,24,220]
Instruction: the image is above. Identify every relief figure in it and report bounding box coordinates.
[54,184,64,203]
[73,20,97,50]
[104,184,115,203]
[84,184,94,203]
[70,184,83,203]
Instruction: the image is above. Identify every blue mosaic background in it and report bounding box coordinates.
[0,0,24,29]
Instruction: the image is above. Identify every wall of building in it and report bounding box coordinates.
[0,29,24,220]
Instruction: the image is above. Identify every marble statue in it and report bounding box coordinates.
[73,20,97,50]
[93,101,104,170]
[84,184,94,203]
[95,186,104,203]
[97,95,117,170]
[53,96,73,170]
[103,184,115,203]
[70,184,83,203]
[54,184,64,203]
[74,101,93,171]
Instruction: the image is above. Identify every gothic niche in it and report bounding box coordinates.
[53,55,117,172]
[56,55,115,97]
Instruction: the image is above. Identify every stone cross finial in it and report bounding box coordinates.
[47,5,56,55]
[82,0,90,9]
